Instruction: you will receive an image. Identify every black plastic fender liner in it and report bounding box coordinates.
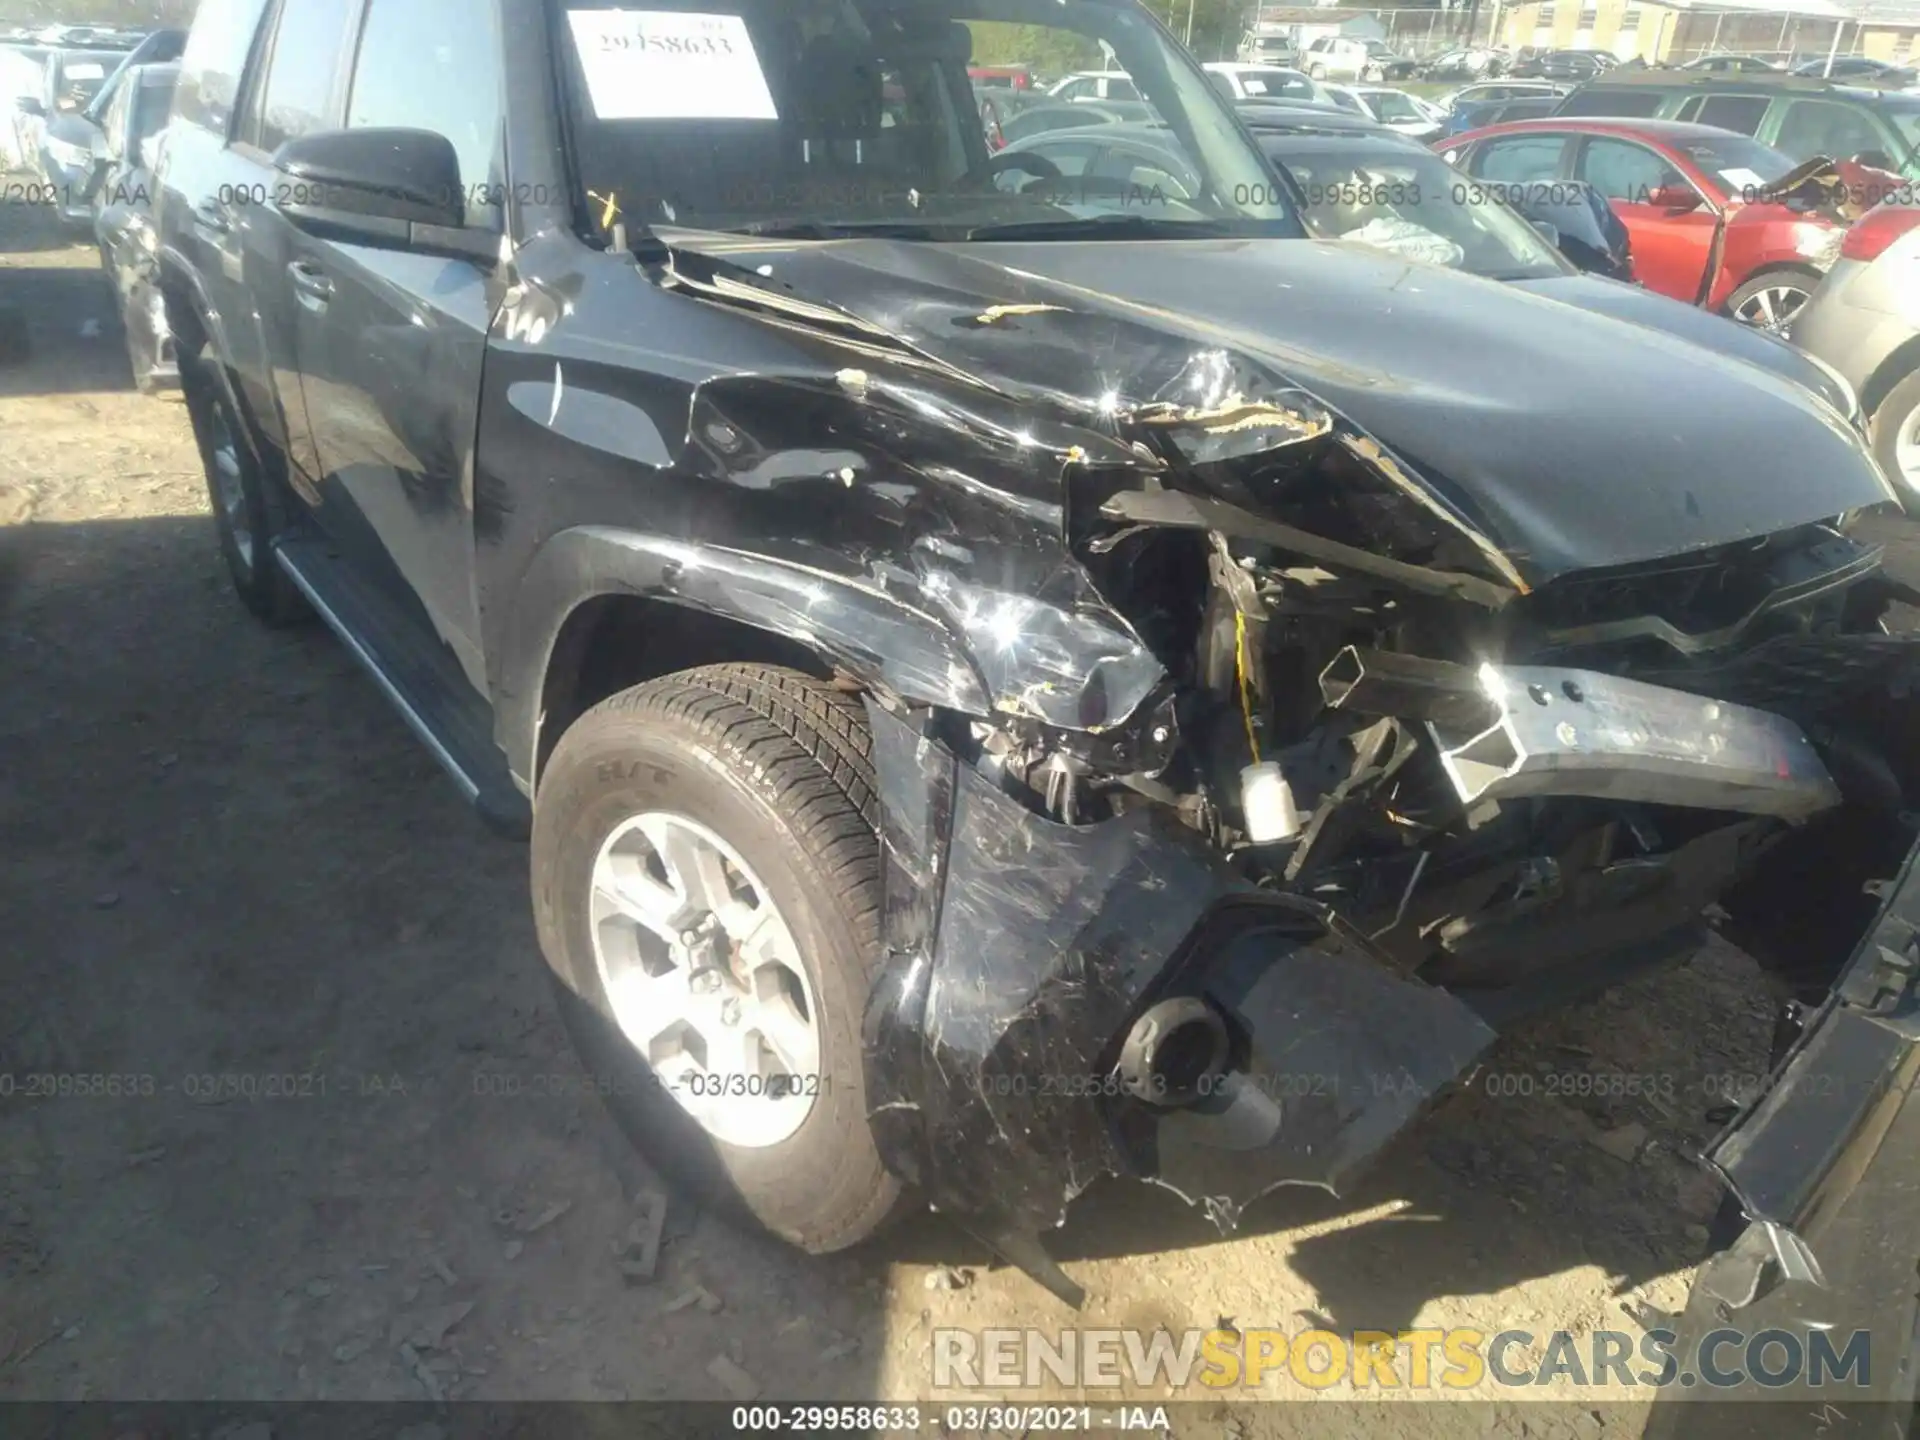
[858,702,1497,1302]
[497,527,996,788]
[1644,835,1920,1435]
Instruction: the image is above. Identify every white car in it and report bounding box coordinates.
[1202,62,1331,107]
[1236,28,1296,66]
[0,45,44,169]
[1321,83,1445,139]
[1301,35,1410,82]
[1046,70,1140,103]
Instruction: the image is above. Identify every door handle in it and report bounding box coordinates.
[287,259,333,306]
[192,199,230,235]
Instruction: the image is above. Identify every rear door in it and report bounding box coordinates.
[227,0,359,498]
[288,0,506,682]
[1766,96,1894,169]
[1574,134,1717,302]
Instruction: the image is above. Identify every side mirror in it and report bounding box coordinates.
[272,127,495,263]
[1646,184,1702,212]
[15,95,44,117]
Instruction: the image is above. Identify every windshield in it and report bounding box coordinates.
[557,0,1297,242]
[1365,90,1424,123]
[1234,67,1317,100]
[1679,134,1797,195]
[1261,137,1567,280]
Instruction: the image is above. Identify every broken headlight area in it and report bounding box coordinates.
[1048,458,1920,1006]
[861,424,1920,1300]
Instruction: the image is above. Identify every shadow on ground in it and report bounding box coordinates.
[0,263,133,398]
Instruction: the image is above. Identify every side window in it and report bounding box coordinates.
[1697,94,1768,135]
[174,0,270,132]
[1474,134,1566,181]
[1578,137,1685,202]
[1775,100,1883,162]
[250,0,356,154]
[103,76,132,155]
[1556,87,1663,117]
[1057,78,1091,101]
[345,0,503,228]
[1206,70,1237,101]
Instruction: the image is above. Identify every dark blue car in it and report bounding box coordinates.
[1441,92,1562,138]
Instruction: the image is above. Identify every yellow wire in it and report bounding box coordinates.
[1235,610,1261,764]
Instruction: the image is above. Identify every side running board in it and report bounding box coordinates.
[274,534,530,838]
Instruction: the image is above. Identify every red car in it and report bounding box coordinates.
[968,64,1034,90]
[1437,117,1892,330]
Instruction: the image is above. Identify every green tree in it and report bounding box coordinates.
[1140,0,1254,62]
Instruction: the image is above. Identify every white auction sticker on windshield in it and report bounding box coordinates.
[567,10,777,120]
[1719,167,1767,193]
[66,62,105,79]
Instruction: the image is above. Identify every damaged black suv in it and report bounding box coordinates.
[158,0,1920,1332]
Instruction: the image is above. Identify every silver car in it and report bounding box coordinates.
[1792,202,1920,496]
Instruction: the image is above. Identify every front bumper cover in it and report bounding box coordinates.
[860,702,1495,1304]
[1645,835,1920,1435]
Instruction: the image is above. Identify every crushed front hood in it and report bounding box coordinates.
[660,231,1896,584]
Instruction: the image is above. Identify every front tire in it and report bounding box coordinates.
[531,663,902,1252]
[1725,268,1819,334]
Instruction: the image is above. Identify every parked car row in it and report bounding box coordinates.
[1,23,184,394]
[1555,70,1920,178]
[1438,117,1893,328]
[967,44,1917,485]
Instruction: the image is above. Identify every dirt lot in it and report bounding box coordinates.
[0,195,1789,1435]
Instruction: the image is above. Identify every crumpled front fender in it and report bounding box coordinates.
[860,701,1496,1303]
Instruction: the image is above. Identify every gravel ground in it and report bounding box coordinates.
[0,194,1787,1436]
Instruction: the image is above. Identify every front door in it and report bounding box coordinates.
[1576,135,1718,303]
[287,0,506,685]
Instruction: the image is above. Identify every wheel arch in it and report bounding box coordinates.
[1862,334,1920,423]
[157,253,280,480]
[1720,260,1825,317]
[502,527,993,795]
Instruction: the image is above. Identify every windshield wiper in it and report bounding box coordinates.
[736,218,947,240]
[964,214,1257,242]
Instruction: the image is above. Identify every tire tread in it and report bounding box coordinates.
[593,665,882,973]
